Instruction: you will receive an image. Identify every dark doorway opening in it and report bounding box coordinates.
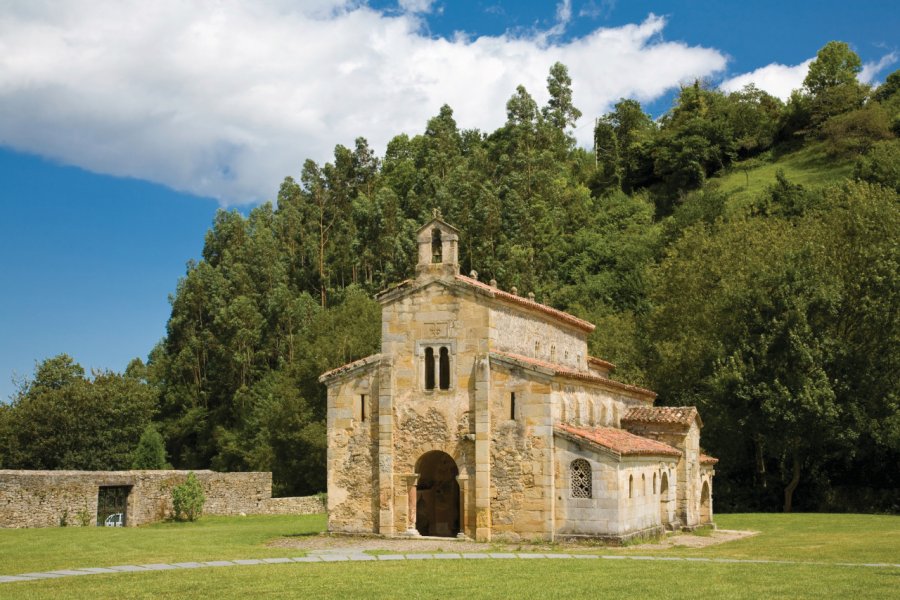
[97,485,130,527]
[415,451,459,537]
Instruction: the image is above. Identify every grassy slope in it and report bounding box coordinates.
[2,513,898,599]
[712,142,855,207]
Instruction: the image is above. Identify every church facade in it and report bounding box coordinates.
[320,217,716,542]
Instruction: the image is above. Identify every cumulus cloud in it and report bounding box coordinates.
[860,51,898,84]
[0,2,727,204]
[721,50,898,100]
[720,59,813,100]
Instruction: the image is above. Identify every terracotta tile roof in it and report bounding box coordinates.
[700,454,719,465]
[319,354,382,383]
[456,275,595,333]
[490,351,657,400]
[622,406,701,428]
[555,424,682,458]
[588,356,616,371]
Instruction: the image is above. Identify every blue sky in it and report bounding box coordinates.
[0,0,897,400]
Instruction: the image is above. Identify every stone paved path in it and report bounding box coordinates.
[2,549,897,584]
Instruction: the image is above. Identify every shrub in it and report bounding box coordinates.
[131,424,169,470]
[172,472,205,521]
[76,506,93,527]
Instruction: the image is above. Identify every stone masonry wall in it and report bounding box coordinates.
[0,470,324,528]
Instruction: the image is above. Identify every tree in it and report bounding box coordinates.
[0,355,156,470]
[131,424,169,469]
[803,41,867,126]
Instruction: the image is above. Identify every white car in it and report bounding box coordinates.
[104,513,124,527]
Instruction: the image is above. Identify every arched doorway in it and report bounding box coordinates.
[415,451,460,537]
[659,472,669,527]
[700,480,711,524]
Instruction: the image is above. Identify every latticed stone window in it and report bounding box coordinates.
[570,459,592,498]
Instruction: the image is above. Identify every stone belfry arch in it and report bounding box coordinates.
[416,210,459,278]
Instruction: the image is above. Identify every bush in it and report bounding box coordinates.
[171,472,205,521]
[131,424,169,469]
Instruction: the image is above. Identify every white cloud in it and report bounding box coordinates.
[398,0,436,14]
[860,51,898,84]
[0,2,727,205]
[720,59,813,100]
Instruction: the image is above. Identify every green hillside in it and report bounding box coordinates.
[712,142,856,203]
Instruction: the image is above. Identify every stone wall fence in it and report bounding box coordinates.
[0,470,325,528]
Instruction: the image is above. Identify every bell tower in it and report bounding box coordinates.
[416,209,459,279]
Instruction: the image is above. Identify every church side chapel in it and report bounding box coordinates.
[321,216,717,542]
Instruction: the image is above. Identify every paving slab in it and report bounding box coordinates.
[405,554,435,560]
[262,558,293,564]
[572,555,599,559]
[19,572,66,579]
[203,561,236,568]
[488,553,517,559]
[233,559,265,566]
[376,555,406,561]
[319,555,349,562]
[291,557,323,563]
[433,554,461,559]
[517,554,546,559]
[544,554,573,559]
[0,576,35,583]
[77,567,119,574]
[171,562,204,569]
[462,553,490,559]
[48,570,95,576]
[345,554,377,561]
[142,564,179,571]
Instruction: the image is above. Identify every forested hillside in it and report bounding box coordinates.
[2,42,897,512]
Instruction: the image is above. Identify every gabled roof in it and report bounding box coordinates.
[490,351,656,400]
[555,424,682,458]
[700,454,719,465]
[416,216,459,234]
[588,356,616,372]
[318,354,383,384]
[622,406,702,429]
[457,275,595,333]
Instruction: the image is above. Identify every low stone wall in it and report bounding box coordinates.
[0,470,324,528]
[261,495,326,515]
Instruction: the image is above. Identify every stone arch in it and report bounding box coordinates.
[700,479,711,524]
[414,450,460,537]
[659,471,670,526]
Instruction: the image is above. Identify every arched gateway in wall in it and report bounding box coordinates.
[414,451,460,537]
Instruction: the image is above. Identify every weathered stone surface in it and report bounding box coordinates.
[322,217,715,543]
[0,470,324,528]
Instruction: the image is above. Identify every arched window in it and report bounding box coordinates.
[570,459,592,498]
[439,346,450,390]
[424,347,435,390]
[642,473,646,496]
[629,475,634,498]
[431,228,442,263]
[653,472,657,495]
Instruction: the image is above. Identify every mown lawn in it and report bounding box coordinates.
[0,514,326,574]
[2,512,898,599]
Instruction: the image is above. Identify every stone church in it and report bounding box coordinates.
[320,217,716,542]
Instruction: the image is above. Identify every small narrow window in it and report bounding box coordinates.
[425,347,435,390]
[653,472,657,495]
[360,394,366,422]
[642,473,646,496]
[431,228,442,263]
[550,345,557,362]
[570,459,592,498]
[534,341,541,356]
[629,475,634,498]
[510,392,516,420]
[439,347,450,390]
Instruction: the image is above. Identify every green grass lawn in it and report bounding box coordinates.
[2,513,898,599]
[712,142,855,207]
[0,514,326,574]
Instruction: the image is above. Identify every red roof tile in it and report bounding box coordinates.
[622,406,701,428]
[555,424,682,458]
[588,356,616,371]
[490,351,657,399]
[456,275,595,333]
[700,454,719,465]
[319,354,382,383]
